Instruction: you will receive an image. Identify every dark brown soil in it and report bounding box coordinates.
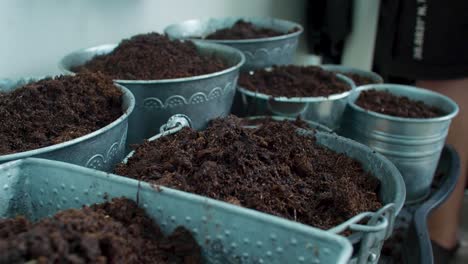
[73,33,227,80]
[204,20,297,40]
[0,198,201,264]
[355,89,445,118]
[115,116,381,230]
[239,65,351,98]
[341,72,377,86]
[0,73,123,155]
[240,116,312,130]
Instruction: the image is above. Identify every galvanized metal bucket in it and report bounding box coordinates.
[320,64,383,85]
[164,17,303,71]
[59,41,245,147]
[0,158,353,264]
[0,78,135,172]
[242,115,333,133]
[121,115,406,264]
[340,84,459,203]
[237,72,355,131]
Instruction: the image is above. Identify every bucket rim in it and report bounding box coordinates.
[237,72,355,102]
[320,64,384,84]
[0,82,135,161]
[59,41,245,84]
[164,16,304,44]
[347,84,459,123]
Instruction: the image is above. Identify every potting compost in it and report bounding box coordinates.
[72,33,227,80]
[239,65,350,98]
[115,116,381,230]
[240,116,312,129]
[0,198,201,264]
[355,89,445,118]
[0,73,123,155]
[204,20,294,40]
[341,72,376,86]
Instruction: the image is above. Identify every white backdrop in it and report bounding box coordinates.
[0,0,306,78]
[0,0,378,78]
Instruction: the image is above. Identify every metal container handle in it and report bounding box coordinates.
[122,114,192,164]
[328,204,394,234]
[159,114,192,133]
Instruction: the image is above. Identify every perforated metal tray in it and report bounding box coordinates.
[0,158,352,264]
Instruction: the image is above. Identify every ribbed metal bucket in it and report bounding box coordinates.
[0,158,353,264]
[121,115,406,264]
[164,17,303,71]
[242,115,333,133]
[340,84,459,203]
[59,41,245,146]
[320,64,383,85]
[237,72,355,131]
[0,78,135,172]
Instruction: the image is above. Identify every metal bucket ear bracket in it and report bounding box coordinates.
[328,203,396,264]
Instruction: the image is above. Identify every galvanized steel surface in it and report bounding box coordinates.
[320,64,384,85]
[340,84,459,203]
[164,17,303,71]
[59,41,245,146]
[0,158,353,264]
[237,72,355,131]
[0,78,135,172]
[121,117,406,264]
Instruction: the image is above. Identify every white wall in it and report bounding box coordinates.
[0,0,306,78]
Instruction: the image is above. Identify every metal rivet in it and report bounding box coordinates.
[231,243,237,248]
[185,216,191,222]
[291,238,298,245]
[170,216,176,222]
[276,247,283,253]
[3,184,8,190]
[256,241,263,248]
[266,251,272,257]
[368,253,377,262]
[243,238,250,244]
[143,203,148,208]
[224,230,231,236]
[270,234,277,241]
[298,256,305,262]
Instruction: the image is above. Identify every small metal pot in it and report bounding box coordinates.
[59,41,245,146]
[340,84,459,203]
[0,78,135,172]
[237,71,355,131]
[320,64,383,85]
[164,17,303,71]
